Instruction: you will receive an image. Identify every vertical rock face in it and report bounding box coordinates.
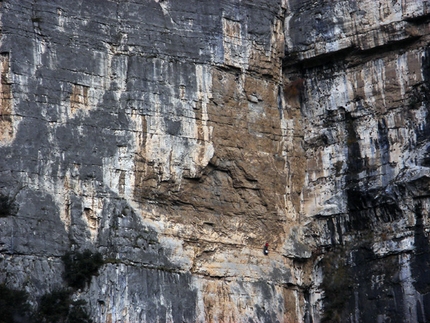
[1,0,430,322]
[284,0,430,322]
[0,0,291,322]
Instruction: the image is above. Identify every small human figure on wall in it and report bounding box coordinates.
[264,242,269,255]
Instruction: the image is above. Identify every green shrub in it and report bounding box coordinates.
[68,300,93,323]
[36,289,70,323]
[62,250,103,290]
[0,284,31,323]
[36,289,92,323]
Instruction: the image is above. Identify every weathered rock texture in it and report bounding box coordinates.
[284,1,430,322]
[1,0,430,322]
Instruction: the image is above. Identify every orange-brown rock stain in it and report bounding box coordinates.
[203,281,236,323]
[132,64,290,249]
[0,53,13,143]
[70,84,89,116]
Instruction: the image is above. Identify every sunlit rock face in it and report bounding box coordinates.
[1,0,430,322]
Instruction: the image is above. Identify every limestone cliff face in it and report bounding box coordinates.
[0,0,430,322]
[284,1,430,321]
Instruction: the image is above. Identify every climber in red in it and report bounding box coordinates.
[264,242,269,255]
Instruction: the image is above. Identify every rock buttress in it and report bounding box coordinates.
[0,0,297,322]
[284,0,430,321]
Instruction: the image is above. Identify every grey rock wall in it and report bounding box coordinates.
[0,0,291,322]
[284,0,430,322]
[1,0,430,322]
